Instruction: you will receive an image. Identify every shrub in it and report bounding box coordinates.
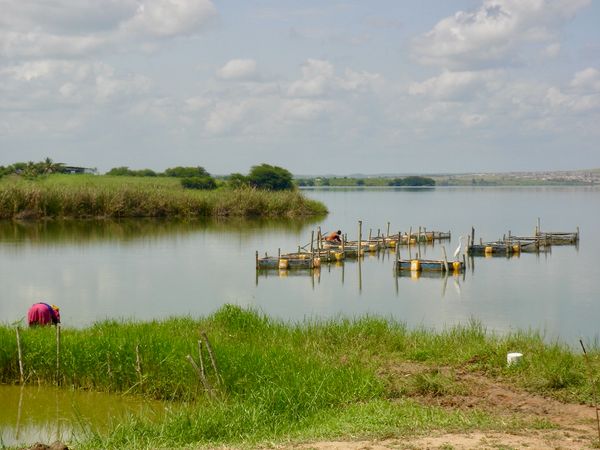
[181,176,217,190]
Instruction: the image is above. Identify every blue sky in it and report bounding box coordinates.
[1,0,599,174]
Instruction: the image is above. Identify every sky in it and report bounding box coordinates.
[1,0,599,175]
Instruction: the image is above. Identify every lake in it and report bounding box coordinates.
[1,186,599,445]
[1,186,598,343]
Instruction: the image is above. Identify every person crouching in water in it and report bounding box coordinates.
[325,230,342,244]
[28,302,61,326]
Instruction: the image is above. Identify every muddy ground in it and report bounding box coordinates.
[285,362,600,450]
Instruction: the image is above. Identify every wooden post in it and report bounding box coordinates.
[135,344,142,389]
[577,226,580,241]
[202,331,222,387]
[310,230,314,253]
[56,324,61,386]
[198,340,206,379]
[387,222,390,237]
[16,327,24,384]
[442,246,449,272]
[358,220,362,251]
[255,251,259,269]
[537,217,541,235]
[471,227,475,247]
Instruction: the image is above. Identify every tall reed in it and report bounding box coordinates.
[0,176,327,219]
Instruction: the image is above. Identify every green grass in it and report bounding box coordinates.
[0,175,327,219]
[1,305,598,449]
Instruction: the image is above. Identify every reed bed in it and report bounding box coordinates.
[1,306,598,448]
[0,175,327,219]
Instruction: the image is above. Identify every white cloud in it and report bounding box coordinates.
[121,0,217,37]
[205,101,251,134]
[0,0,217,59]
[217,59,258,81]
[570,68,600,92]
[287,59,381,97]
[280,99,332,121]
[0,60,151,113]
[288,59,335,97]
[409,70,501,101]
[412,0,590,69]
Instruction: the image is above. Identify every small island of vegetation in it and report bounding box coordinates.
[0,159,327,220]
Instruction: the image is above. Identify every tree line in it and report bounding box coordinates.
[0,159,295,191]
[296,175,435,187]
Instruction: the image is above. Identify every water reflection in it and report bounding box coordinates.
[0,385,166,447]
[0,216,323,247]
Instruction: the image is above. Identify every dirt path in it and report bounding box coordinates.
[286,363,600,449]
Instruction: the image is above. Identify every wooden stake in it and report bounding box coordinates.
[202,331,222,386]
[198,340,206,380]
[185,354,215,398]
[135,344,143,389]
[442,246,449,273]
[387,222,390,237]
[16,327,24,385]
[310,230,314,253]
[357,220,361,246]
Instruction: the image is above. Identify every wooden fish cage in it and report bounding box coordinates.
[534,218,579,244]
[468,242,521,256]
[394,258,465,273]
[387,230,451,244]
[255,251,321,270]
[503,233,552,253]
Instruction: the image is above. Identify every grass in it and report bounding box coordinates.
[1,305,598,449]
[0,175,327,219]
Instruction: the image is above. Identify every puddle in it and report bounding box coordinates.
[0,384,169,447]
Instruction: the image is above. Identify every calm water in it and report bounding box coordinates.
[1,187,599,342]
[1,186,599,445]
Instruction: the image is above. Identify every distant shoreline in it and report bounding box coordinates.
[294,169,600,187]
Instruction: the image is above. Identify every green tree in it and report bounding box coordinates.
[388,176,435,187]
[164,166,210,178]
[106,166,135,176]
[247,164,294,191]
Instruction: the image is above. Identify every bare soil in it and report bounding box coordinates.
[283,362,600,450]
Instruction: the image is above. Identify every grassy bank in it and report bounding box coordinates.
[0,175,327,219]
[1,305,598,448]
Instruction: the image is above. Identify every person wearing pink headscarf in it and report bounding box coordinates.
[27,302,61,326]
